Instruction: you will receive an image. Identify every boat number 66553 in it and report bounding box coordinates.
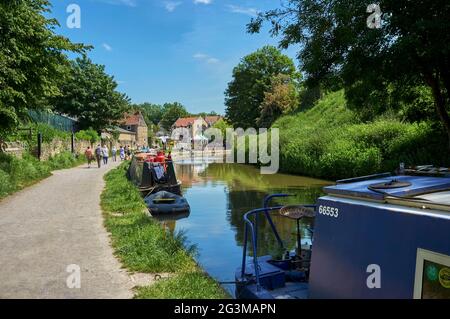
[318,205,339,218]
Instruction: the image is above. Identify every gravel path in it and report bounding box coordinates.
[0,160,135,299]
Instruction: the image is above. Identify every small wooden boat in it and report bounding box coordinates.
[127,152,182,196]
[144,191,190,215]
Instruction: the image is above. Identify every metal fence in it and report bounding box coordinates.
[28,110,77,132]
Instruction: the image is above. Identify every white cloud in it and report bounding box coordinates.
[194,0,212,4]
[206,57,219,64]
[193,53,219,64]
[226,4,259,17]
[164,1,182,12]
[193,53,208,59]
[102,43,113,51]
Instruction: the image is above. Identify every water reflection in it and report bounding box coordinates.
[170,158,331,295]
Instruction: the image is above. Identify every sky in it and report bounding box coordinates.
[49,0,299,115]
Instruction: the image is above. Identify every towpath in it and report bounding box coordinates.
[0,161,135,298]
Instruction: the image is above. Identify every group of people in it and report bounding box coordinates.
[84,144,132,168]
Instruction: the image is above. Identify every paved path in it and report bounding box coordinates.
[0,160,135,298]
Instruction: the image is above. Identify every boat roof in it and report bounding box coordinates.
[324,175,450,201]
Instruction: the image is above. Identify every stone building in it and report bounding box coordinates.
[172,116,208,141]
[120,111,148,147]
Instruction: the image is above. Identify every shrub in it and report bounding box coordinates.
[75,128,100,144]
[0,169,14,197]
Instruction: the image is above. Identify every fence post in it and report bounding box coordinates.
[37,132,42,161]
[71,132,75,154]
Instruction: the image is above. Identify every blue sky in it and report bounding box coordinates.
[50,0,298,114]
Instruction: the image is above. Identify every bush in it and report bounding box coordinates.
[0,169,14,198]
[75,128,99,144]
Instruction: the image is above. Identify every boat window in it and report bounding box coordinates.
[414,248,450,299]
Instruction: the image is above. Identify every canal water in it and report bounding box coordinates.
[162,158,331,296]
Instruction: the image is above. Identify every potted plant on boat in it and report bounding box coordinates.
[268,246,292,270]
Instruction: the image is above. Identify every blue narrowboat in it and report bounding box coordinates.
[235,169,450,299]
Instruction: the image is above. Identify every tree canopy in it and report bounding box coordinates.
[224,46,297,128]
[135,103,165,126]
[54,56,130,131]
[160,102,189,131]
[257,74,300,128]
[0,0,86,135]
[248,0,450,146]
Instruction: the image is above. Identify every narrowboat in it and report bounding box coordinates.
[235,168,450,299]
[127,151,182,196]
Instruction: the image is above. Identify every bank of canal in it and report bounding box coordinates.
[167,159,331,296]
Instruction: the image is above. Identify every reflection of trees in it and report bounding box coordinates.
[174,161,329,257]
[227,187,323,256]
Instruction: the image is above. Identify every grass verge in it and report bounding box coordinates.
[0,151,86,200]
[101,162,230,299]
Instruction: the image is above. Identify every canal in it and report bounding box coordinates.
[160,158,331,296]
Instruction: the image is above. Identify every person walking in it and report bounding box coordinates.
[111,146,117,162]
[126,145,131,160]
[119,146,125,161]
[102,145,109,165]
[95,144,102,168]
[84,146,93,168]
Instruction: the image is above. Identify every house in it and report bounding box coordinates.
[120,111,148,147]
[172,116,208,141]
[204,115,222,128]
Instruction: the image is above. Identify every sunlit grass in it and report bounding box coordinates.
[101,162,230,298]
[0,151,85,200]
[134,272,229,299]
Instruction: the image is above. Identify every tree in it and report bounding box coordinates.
[135,103,164,126]
[225,46,297,128]
[0,0,86,135]
[197,111,219,118]
[54,56,130,131]
[248,0,450,147]
[160,102,189,131]
[257,74,300,127]
[212,118,233,138]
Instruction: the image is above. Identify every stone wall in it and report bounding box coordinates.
[1,138,92,161]
[1,142,26,158]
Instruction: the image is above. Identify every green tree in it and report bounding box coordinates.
[54,56,130,131]
[257,74,300,127]
[135,103,164,126]
[0,0,86,135]
[225,46,297,128]
[160,102,189,131]
[212,118,232,138]
[248,0,450,147]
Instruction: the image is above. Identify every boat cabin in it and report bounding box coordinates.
[236,172,450,299]
[127,152,181,196]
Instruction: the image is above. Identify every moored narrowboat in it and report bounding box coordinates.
[235,168,450,299]
[127,151,182,196]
